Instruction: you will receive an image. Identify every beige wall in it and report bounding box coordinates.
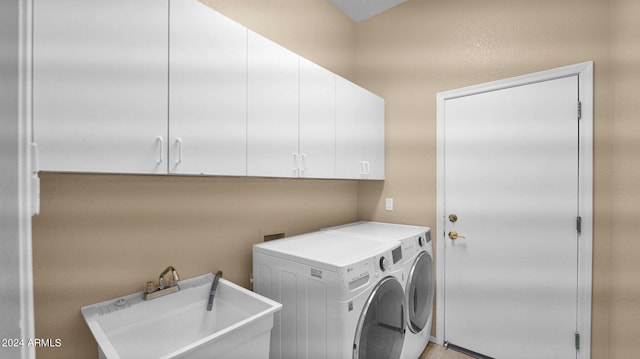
[610,0,640,357]
[353,0,613,357]
[33,174,357,358]
[31,1,357,358]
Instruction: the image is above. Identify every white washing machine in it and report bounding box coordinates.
[253,231,407,359]
[324,222,434,359]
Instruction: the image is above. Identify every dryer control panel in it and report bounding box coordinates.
[401,231,431,259]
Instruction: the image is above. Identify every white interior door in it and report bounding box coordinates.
[442,76,579,358]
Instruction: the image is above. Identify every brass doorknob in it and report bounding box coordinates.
[448,231,465,240]
[449,214,458,223]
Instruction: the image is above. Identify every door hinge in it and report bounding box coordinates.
[578,101,582,120]
[577,216,582,234]
[575,332,580,350]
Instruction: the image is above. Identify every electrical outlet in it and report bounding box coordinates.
[385,198,393,211]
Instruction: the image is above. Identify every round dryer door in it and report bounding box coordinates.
[353,277,405,359]
[406,251,435,333]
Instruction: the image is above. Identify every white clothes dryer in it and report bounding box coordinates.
[324,222,434,359]
[253,231,407,359]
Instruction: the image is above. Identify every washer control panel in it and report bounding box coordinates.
[343,258,373,292]
[376,244,401,273]
[341,244,401,294]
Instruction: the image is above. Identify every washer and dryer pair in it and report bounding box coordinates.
[252,221,434,359]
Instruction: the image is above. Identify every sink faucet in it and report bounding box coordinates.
[207,271,223,311]
[144,266,180,300]
[158,266,180,290]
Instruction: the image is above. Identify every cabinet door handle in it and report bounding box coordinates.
[292,153,299,176]
[175,138,183,165]
[156,136,164,164]
[360,161,365,175]
[365,161,370,175]
[301,153,308,174]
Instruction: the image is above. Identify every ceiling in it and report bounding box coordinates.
[330,0,408,23]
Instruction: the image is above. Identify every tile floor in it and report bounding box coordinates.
[420,343,475,359]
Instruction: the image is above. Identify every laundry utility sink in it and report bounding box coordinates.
[81,273,281,359]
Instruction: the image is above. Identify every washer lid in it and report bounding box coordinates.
[325,221,429,241]
[253,231,396,271]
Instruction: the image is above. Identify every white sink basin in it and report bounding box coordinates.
[81,273,282,359]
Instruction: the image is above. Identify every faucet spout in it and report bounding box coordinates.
[159,266,180,290]
[207,271,223,311]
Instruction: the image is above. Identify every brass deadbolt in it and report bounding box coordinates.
[449,214,458,223]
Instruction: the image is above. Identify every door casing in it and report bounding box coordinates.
[435,62,593,359]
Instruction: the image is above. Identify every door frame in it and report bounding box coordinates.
[2,0,36,358]
[19,0,36,358]
[435,62,593,359]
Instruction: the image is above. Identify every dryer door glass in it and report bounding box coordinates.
[354,277,405,359]
[406,251,434,333]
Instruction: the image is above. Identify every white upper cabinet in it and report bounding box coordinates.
[247,31,300,178]
[169,0,247,176]
[336,76,385,180]
[32,2,383,179]
[33,0,169,174]
[298,57,336,179]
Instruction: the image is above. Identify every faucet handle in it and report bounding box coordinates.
[145,281,156,294]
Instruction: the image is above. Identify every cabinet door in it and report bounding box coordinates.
[169,0,247,176]
[360,91,385,180]
[336,77,385,180]
[335,76,365,179]
[247,31,299,178]
[299,57,335,179]
[33,0,168,174]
